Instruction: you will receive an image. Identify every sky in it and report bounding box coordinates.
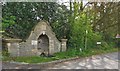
[58,0,88,9]
[1,0,120,2]
[58,0,88,5]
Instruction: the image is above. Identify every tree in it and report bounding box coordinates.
[67,1,102,50]
[90,2,119,42]
[2,16,16,38]
[2,2,69,39]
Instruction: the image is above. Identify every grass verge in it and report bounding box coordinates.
[2,47,119,63]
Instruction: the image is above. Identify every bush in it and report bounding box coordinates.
[68,12,102,50]
[2,50,10,57]
[87,32,102,48]
[100,42,109,49]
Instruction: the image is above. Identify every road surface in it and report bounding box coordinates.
[48,52,119,69]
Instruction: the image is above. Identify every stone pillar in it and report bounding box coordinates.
[61,39,67,52]
[4,39,22,57]
[49,39,54,55]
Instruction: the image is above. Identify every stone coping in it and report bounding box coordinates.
[2,39,22,43]
[61,39,67,41]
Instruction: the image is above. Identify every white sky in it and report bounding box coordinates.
[57,0,88,9]
[58,0,88,5]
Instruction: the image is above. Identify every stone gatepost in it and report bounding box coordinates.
[4,39,22,57]
[61,39,67,52]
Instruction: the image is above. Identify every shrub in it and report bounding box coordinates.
[87,32,102,48]
[2,50,10,57]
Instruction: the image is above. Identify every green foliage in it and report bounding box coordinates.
[99,41,117,51]
[2,16,16,31]
[69,12,102,50]
[51,5,70,39]
[2,2,69,39]
[87,32,102,48]
[2,50,10,57]
[91,2,119,45]
[3,56,58,63]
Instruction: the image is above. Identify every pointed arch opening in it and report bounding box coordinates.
[37,34,49,55]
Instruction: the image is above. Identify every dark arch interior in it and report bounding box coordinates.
[37,34,49,54]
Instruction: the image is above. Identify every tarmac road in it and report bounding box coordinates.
[48,52,119,69]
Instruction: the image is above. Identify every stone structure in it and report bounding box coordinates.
[3,21,67,57]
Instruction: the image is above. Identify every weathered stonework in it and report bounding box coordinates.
[61,39,67,52]
[3,21,67,57]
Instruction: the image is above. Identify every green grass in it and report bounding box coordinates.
[55,47,118,58]
[3,56,59,63]
[2,47,118,63]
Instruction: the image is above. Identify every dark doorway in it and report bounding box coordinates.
[37,34,49,55]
